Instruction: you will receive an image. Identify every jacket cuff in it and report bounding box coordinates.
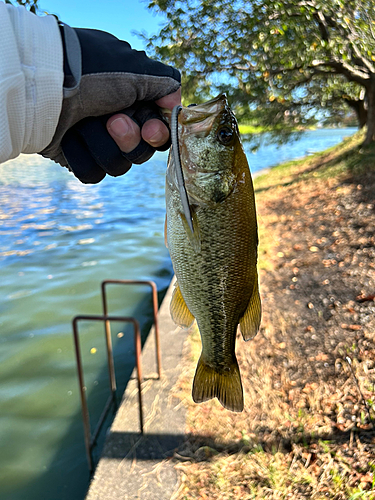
[0,3,64,161]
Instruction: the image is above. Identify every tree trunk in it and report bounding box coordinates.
[358,101,368,129]
[364,85,375,145]
[355,101,367,129]
[344,97,367,129]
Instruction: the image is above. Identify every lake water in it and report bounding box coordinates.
[0,127,356,500]
[242,127,357,172]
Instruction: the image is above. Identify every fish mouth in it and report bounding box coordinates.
[179,94,230,135]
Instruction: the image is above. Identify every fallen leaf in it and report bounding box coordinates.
[315,353,329,361]
[341,323,361,330]
[302,382,319,393]
[360,474,373,483]
[356,294,375,303]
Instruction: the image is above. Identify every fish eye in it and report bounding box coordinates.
[217,126,234,145]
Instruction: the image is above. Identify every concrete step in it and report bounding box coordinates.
[86,277,189,500]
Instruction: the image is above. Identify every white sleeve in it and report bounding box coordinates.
[0,2,64,163]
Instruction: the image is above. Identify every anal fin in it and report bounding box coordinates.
[170,281,195,328]
[239,271,261,341]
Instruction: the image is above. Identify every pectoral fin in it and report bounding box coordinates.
[180,210,201,254]
[239,272,261,341]
[170,281,195,328]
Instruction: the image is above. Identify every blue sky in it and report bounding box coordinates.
[38,0,165,50]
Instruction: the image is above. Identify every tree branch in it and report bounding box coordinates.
[327,59,370,86]
[314,10,330,42]
[347,34,375,74]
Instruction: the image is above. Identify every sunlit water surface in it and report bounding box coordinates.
[0,128,356,500]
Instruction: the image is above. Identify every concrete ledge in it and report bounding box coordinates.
[86,278,189,500]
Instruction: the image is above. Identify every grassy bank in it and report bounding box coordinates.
[238,124,266,135]
[237,124,317,135]
[171,131,375,499]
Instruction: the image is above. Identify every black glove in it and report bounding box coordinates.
[40,25,181,183]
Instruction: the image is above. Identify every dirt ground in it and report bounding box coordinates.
[171,135,375,499]
[257,142,375,427]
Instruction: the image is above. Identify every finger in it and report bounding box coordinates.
[107,114,141,153]
[141,119,170,148]
[155,88,182,110]
[107,102,171,160]
[107,110,156,163]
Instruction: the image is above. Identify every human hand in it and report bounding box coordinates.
[107,88,181,157]
[41,25,181,183]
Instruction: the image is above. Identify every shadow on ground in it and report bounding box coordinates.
[99,425,375,465]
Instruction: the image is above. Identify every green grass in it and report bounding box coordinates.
[238,124,266,135]
[253,129,369,192]
[238,124,318,135]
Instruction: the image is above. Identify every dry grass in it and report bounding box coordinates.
[170,131,375,500]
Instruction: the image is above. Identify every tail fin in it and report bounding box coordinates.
[192,356,244,412]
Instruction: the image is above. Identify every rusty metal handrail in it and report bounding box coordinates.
[101,280,161,378]
[72,314,143,472]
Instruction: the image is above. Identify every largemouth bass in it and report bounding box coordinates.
[165,94,261,412]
